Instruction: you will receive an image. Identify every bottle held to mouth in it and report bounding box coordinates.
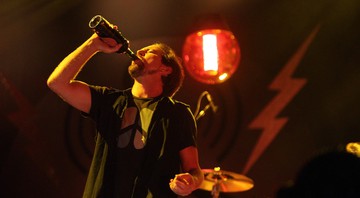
[89,15,139,60]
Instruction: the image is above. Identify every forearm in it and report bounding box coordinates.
[178,146,204,189]
[47,37,98,91]
[47,34,121,112]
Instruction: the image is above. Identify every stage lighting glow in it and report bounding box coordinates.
[203,34,218,75]
[183,15,241,84]
[183,29,240,84]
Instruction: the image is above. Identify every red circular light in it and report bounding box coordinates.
[183,29,241,84]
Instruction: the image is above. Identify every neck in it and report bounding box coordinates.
[131,80,163,98]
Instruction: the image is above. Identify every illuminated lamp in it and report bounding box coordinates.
[182,14,241,84]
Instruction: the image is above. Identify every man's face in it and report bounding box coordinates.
[128,44,166,78]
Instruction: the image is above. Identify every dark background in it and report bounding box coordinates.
[1,0,359,197]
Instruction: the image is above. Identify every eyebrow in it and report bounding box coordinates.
[149,46,163,54]
[153,45,165,54]
[139,45,164,55]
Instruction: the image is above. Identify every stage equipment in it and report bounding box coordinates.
[182,14,241,84]
[346,142,360,157]
[200,167,254,198]
[89,15,139,60]
[194,91,218,120]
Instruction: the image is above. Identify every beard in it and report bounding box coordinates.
[128,61,163,78]
[128,61,144,78]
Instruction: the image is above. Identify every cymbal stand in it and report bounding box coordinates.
[211,167,222,198]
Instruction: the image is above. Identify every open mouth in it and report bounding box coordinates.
[132,59,144,68]
[133,59,143,65]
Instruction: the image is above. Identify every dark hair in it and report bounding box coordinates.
[157,43,184,97]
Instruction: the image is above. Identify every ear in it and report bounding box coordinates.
[161,66,172,76]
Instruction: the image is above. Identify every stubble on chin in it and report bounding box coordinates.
[128,63,144,78]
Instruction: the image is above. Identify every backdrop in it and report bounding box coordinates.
[1,0,359,197]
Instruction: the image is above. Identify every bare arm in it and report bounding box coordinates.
[47,33,121,113]
[170,146,204,196]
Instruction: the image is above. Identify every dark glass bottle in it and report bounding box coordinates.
[89,15,139,60]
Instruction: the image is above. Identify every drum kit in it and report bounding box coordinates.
[199,167,254,198]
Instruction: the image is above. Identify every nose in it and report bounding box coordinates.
[137,49,146,57]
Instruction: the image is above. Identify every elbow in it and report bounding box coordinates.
[47,75,64,94]
[46,76,57,91]
[46,77,52,88]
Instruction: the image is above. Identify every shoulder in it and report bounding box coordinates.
[89,85,129,95]
[159,97,191,112]
[164,97,190,108]
[89,86,131,100]
[88,86,132,111]
[158,97,194,118]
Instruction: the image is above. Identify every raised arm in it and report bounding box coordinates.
[47,33,121,113]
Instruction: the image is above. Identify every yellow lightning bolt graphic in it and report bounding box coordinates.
[243,25,320,174]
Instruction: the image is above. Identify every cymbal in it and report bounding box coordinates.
[199,169,254,192]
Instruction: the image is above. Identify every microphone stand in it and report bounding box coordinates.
[194,91,216,121]
[195,104,212,121]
